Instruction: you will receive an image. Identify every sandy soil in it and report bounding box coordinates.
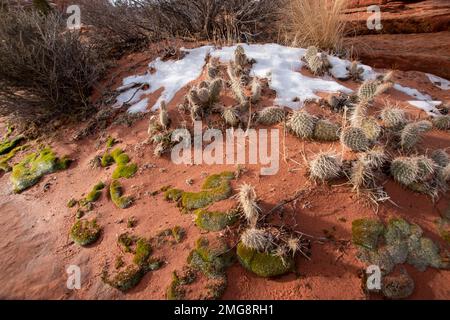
[0,46,449,300]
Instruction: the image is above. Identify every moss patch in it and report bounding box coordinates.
[106,137,118,148]
[80,181,105,205]
[110,180,133,209]
[70,219,102,246]
[102,148,137,179]
[187,237,234,278]
[352,218,384,250]
[102,265,144,292]
[0,136,24,155]
[10,147,71,193]
[181,171,234,210]
[194,209,238,231]
[167,269,197,300]
[0,145,28,173]
[164,188,183,202]
[133,238,153,269]
[236,242,294,277]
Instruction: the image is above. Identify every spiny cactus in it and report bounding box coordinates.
[251,78,262,103]
[313,119,340,141]
[238,184,260,227]
[360,148,387,169]
[416,156,436,181]
[400,120,432,150]
[159,100,170,129]
[222,107,240,127]
[346,61,364,81]
[391,157,420,186]
[340,127,371,152]
[209,78,223,103]
[287,111,317,139]
[303,46,330,75]
[198,88,210,104]
[235,45,248,68]
[361,117,381,142]
[350,158,376,191]
[431,149,449,167]
[309,152,342,181]
[358,72,393,102]
[443,164,450,181]
[432,115,450,130]
[207,61,219,80]
[227,62,248,109]
[326,93,357,113]
[241,228,273,252]
[381,107,407,129]
[349,101,369,127]
[256,107,285,125]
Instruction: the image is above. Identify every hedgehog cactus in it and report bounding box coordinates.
[303,46,330,75]
[222,107,240,127]
[349,101,368,127]
[309,152,342,181]
[287,111,317,139]
[207,62,219,80]
[256,107,285,125]
[238,184,260,227]
[241,228,273,252]
[235,45,248,68]
[431,149,449,167]
[313,120,340,141]
[227,62,248,109]
[416,156,435,181]
[361,117,381,142]
[346,61,364,81]
[381,107,407,129]
[350,158,376,191]
[357,72,393,102]
[432,115,450,130]
[400,120,432,150]
[340,127,371,152]
[360,148,387,169]
[251,78,262,103]
[159,100,170,129]
[390,157,419,186]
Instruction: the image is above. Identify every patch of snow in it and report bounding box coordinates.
[426,73,450,90]
[407,101,442,117]
[394,84,432,101]
[327,55,377,81]
[116,46,213,113]
[211,43,352,109]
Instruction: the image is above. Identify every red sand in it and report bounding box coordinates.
[0,49,449,300]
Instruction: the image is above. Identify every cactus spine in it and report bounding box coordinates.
[287,111,317,139]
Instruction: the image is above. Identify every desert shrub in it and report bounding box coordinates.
[279,0,348,53]
[0,8,104,123]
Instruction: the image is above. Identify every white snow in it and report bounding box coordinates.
[113,43,440,115]
[407,101,442,117]
[426,73,450,90]
[116,46,213,112]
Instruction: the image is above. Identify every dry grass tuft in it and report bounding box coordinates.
[279,0,348,53]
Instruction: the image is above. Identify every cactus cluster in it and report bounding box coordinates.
[381,107,407,129]
[187,78,223,121]
[431,149,449,167]
[237,184,260,227]
[346,61,364,81]
[227,62,248,109]
[222,107,240,127]
[309,151,342,181]
[357,71,393,102]
[313,120,340,141]
[350,148,387,191]
[340,127,371,152]
[303,46,330,75]
[287,111,318,139]
[256,106,285,125]
[400,120,432,150]
[432,115,450,130]
[361,117,381,142]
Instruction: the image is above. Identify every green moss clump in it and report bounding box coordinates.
[187,238,234,278]
[10,147,71,193]
[167,272,185,300]
[106,137,118,148]
[182,172,234,210]
[236,242,294,277]
[0,145,27,172]
[102,265,144,292]
[82,182,105,204]
[194,209,238,231]
[110,180,133,209]
[112,163,138,179]
[352,218,384,250]
[171,226,186,243]
[67,198,77,208]
[0,136,24,155]
[164,188,183,202]
[118,232,138,253]
[133,238,153,269]
[70,219,102,246]
[101,153,114,167]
